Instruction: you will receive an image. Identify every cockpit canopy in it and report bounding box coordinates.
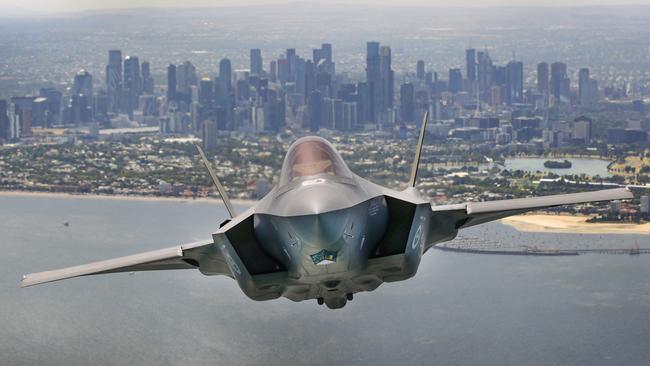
[278,137,354,189]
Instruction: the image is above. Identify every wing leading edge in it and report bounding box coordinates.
[20,239,228,288]
[431,188,634,230]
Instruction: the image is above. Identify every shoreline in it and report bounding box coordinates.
[2,190,647,235]
[502,214,650,235]
[0,190,257,206]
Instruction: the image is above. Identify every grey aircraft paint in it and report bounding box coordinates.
[20,115,634,309]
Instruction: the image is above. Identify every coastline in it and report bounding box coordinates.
[502,214,650,235]
[2,190,646,235]
[0,190,257,206]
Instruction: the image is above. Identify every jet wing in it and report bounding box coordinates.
[431,188,633,230]
[20,239,229,288]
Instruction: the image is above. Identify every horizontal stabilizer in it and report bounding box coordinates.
[21,240,214,288]
[432,188,634,229]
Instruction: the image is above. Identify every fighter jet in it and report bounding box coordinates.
[21,113,633,309]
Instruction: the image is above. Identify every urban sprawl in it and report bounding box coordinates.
[1,42,650,222]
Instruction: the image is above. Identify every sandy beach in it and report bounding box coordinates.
[502,214,650,235]
[0,190,257,206]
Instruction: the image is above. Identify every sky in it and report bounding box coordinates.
[3,0,650,14]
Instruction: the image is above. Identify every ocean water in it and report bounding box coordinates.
[1,195,649,366]
[504,157,612,177]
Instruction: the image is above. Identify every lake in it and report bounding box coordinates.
[504,157,612,177]
[1,195,649,365]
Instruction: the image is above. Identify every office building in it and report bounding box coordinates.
[416,60,425,80]
[250,48,263,76]
[466,48,476,82]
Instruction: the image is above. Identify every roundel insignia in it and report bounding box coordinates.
[411,224,424,250]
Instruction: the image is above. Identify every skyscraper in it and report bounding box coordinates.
[313,43,335,75]
[123,56,141,116]
[286,48,296,82]
[573,116,592,143]
[579,68,599,108]
[106,50,122,112]
[477,51,493,97]
[578,68,589,102]
[537,62,549,92]
[416,60,425,81]
[177,61,197,97]
[550,62,568,103]
[72,70,93,98]
[0,99,8,140]
[141,61,154,94]
[167,64,177,104]
[380,46,394,112]
[39,88,62,126]
[250,49,263,76]
[217,58,233,129]
[466,48,476,81]
[365,42,381,123]
[202,120,217,151]
[199,78,214,108]
[400,82,415,122]
[269,60,277,82]
[308,89,322,132]
[448,68,463,94]
[505,61,523,105]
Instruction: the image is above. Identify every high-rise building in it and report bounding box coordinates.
[0,100,8,140]
[448,68,463,94]
[39,88,62,126]
[573,116,592,143]
[380,46,394,112]
[217,58,233,129]
[177,61,198,98]
[416,60,425,80]
[269,60,277,82]
[477,51,493,98]
[202,120,217,151]
[579,68,599,107]
[70,94,92,124]
[308,89,322,132]
[106,50,122,112]
[123,56,141,116]
[365,42,381,123]
[537,62,549,93]
[505,61,523,105]
[313,43,335,75]
[466,48,476,81]
[250,48,263,76]
[286,48,296,82]
[550,62,568,103]
[578,68,589,102]
[167,64,177,104]
[400,82,415,122]
[72,70,93,98]
[11,97,35,137]
[199,78,214,108]
[141,61,154,94]
[342,102,357,131]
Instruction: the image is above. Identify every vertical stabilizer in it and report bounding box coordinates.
[408,111,429,187]
[195,144,237,218]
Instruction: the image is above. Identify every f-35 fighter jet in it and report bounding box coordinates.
[21,113,633,309]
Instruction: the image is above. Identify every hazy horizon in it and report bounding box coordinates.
[4,0,650,16]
